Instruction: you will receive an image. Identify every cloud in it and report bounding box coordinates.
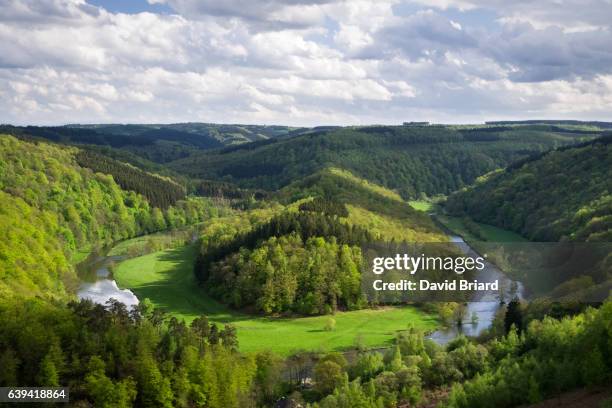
[409,0,612,31]
[0,0,610,126]
[149,0,336,30]
[372,9,479,60]
[485,23,612,82]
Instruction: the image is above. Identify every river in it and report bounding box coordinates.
[76,234,525,346]
[76,248,139,308]
[426,235,525,344]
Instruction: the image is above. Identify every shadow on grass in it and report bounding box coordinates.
[124,244,256,324]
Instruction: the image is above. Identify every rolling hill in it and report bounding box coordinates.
[445,136,612,242]
[0,134,214,299]
[168,124,596,198]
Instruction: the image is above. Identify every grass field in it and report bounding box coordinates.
[408,200,434,212]
[435,215,527,243]
[114,245,439,355]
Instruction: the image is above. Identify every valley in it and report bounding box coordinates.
[1,121,611,408]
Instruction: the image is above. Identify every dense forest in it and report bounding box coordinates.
[169,125,594,198]
[0,298,256,408]
[312,299,612,408]
[445,136,612,242]
[196,180,268,200]
[0,296,609,407]
[0,135,215,299]
[75,150,186,208]
[208,234,366,314]
[196,209,375,314]
[194,169,452,315]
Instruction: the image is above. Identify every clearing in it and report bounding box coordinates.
[114,244,439,355]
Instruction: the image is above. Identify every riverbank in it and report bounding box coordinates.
[435,214,528,243]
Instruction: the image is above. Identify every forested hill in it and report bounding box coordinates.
[0,123,316,166]
[168,125,594,198]
[0,135,214,299]
[445,136,612,241]
[75,150,186,208]
[195,168,447,315]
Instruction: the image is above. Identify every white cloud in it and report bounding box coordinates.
[0,0,610,126]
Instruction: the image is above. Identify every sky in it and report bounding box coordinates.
[1,0,612,126]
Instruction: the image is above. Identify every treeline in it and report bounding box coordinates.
[76,150,186,208]
[0,125,224,150]
[445,137,612,242]
[0,135,215,299]
[196,180,268,200]
[0,298,266,408]
[279,168,439,235]
[0,125,151,147]
[486,119,612,129]
[170,125,591,198]
[195,211,374,284]
[298,197,349,218]
[1,295,610,407]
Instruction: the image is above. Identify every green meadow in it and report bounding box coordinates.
[114,244,438,355]
[435,214,528,243]
[408,200,435,212]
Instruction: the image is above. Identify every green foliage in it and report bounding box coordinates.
[504,297,524,334]
[75,150,186,208]
[314,359,348,395]
[114,244,438,355]
[446,136,612,242]
[280,168,445,241]
[442,299,612,408]
[350,353,384,381]
[0,298,257,408]
[316,299,611,408]
[324,317,337,331]
[0,135,214,298]
[205,233,366,314]
[299,196,349,217]
[170,125,588,198]
[194,169,449,315]
[196,179,268,200]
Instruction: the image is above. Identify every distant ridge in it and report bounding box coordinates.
[485,120,612,129]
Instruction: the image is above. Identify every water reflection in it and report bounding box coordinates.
[427,235,525,344]
[76,249,139,308]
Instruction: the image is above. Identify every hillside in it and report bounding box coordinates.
[0,135,214,299]
[279,167,444,242]
[169,125,594,198]
[445,136,612,242]
[194,168,452,315]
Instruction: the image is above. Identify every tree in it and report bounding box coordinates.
[220,324,238,350]
[85,356,137,408]
[384,345,403,372]
[209,324,220,345]
[350,352,384,381]
[324,317,336,331]
[254,351,283,403]
[314,360,347,395]
[505,297,523,334]
[581,348,606,386]
[136,353,174,408]
[191,315,210,349]
[453,303,467,326]
[37,354,59,387]
[138,298,155,319]
[0,348,19,386]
